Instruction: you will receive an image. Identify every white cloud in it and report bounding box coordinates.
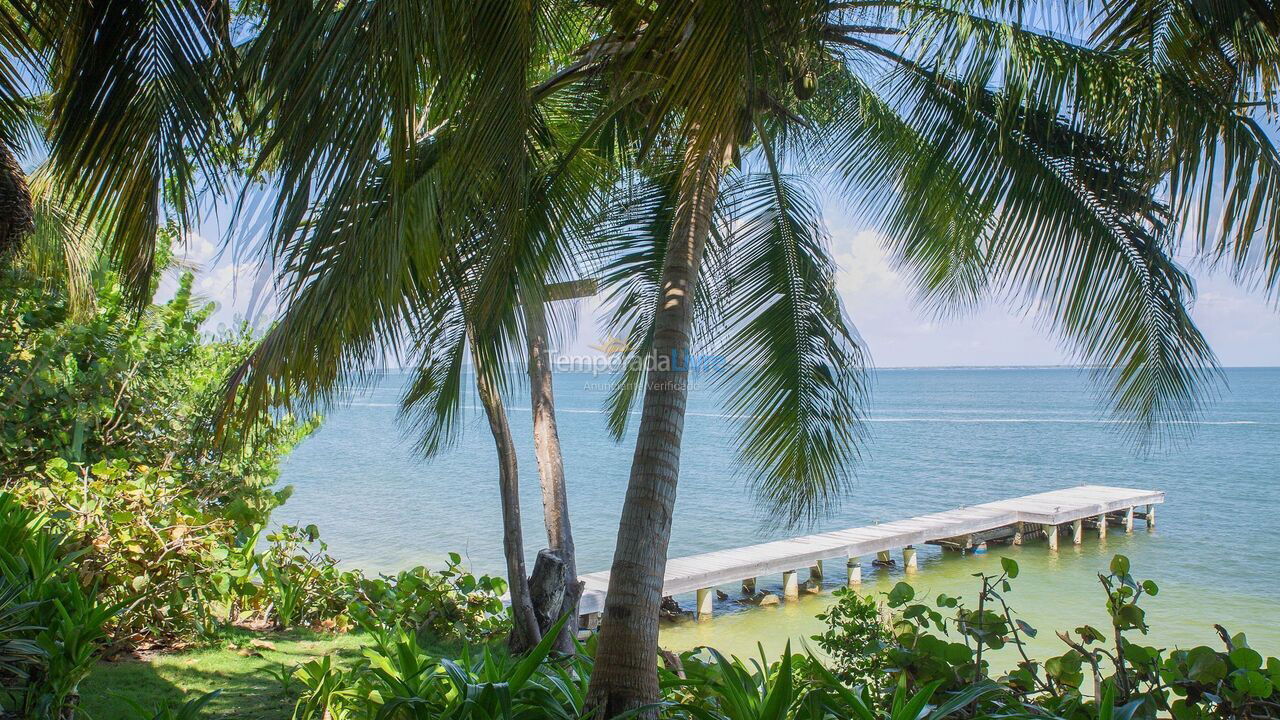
[155,232,279,334]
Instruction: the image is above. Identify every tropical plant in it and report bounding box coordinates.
[255,524,354,632]
[0,0,235,305]
[813,588,892,691]
[290,615,582,720]
[576,1,1280,709]
[0,579,42,686]
[216,1,614,652]
[813,555,1280,719]
[1,261,313,645]
[69,1,1277,712]
[116,690,221,720]
[269,553,1280,720]
[0,493,120,720]
[345,554,509,645]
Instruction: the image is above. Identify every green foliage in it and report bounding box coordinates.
[345,552,509,644]
[69,553,1280,720]
[813,588,891,691]
[813,554,1280,719]
[255,524,353,633]
[287,630,1001,720]
[1,266,313,646]
[117,690,221,720]
[0,493,119,720]
[291,615,581,720]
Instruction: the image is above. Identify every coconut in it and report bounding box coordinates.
[793,70,817,100]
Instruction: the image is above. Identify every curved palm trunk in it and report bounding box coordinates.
[524,293,581,654]
[471,337,542,653]
[585,137,728,716]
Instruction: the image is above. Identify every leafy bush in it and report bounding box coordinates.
[291,616,581,720]
[1,267,312,646]
[286,626,996,720]
[254,524,354,632]
[345,552,509,643]
[813,587,892,691]
[0,493,119,720]
[815,554,1280,719]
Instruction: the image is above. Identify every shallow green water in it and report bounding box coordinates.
[659,530,1277,667]
[276,367,1280,662]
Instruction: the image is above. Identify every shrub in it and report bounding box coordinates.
[244,524,508,645]
[345,552,509,643]
[1,267,312,646]
[291,616,579,720]
[0,493,119,720]
[813,586,892,691]
[280,553,1280,720]
[255,524,354,632]
[815,554,1280,719]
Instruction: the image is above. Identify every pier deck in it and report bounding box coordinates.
[575,484,1163,618]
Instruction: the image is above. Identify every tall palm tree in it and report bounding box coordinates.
[216,0,611,651]
[203,0,1276,709]
[570,1,1280,713]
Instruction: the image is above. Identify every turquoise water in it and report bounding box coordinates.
[276,367,1280,660]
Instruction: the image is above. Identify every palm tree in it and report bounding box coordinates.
[0,0,235,306]
[188,0,1277,709]
[570,1,1280,713]
[215,0,613,651]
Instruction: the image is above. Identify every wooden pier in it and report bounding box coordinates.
[576,484,1163,622]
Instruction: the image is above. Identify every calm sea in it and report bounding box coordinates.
[275,367,1280,660]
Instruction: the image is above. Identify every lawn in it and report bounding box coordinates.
[79,630,370,720]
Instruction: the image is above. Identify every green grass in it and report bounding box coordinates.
[79,629,370,720]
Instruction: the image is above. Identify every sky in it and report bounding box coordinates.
[164,201,1280,369]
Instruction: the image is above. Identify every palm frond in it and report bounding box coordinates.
[36,0,234,306]
[710,154,870,525]
[827,41,1219,433]
[881,1,1280,297]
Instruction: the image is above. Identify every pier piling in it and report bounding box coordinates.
[782,570,799,600]
[696,588,713,621]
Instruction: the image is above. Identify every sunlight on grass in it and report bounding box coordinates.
[79,631,369,720]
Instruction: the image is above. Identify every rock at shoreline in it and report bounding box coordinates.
[660,595,687,621]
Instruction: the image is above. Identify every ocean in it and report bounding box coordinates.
[274,367,1280,661]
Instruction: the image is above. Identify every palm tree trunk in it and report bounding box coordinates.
[471,336,542,653]
[0,140,34,261]
[585,136,729,716]
[523,292,581,654]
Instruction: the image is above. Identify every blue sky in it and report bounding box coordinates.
[166,200,1280,368]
